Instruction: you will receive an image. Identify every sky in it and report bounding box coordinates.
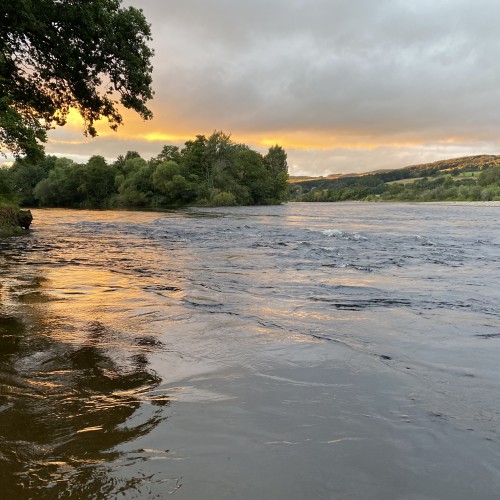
[46,0,500,176]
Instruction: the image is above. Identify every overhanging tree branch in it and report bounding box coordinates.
[0,0,154,160]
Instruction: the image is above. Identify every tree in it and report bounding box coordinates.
[7,155,57,205]
[115,155,152,206]
[0,167,14,204]
[479,166,500,187]
[78,155,117,206]
[238,148,272,204]
[152,160,180,188]
[149,145,181,168]
[204,131,236,189]
[152,160,196,205]
[180,135,207,180]
[264,145,289,201]
[1,0,154,160]
[33,159,82,206]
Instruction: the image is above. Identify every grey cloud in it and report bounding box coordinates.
[49,0,500,175]
[136,0,500,141]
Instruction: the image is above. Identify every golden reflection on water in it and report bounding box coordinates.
[0,246,176,497]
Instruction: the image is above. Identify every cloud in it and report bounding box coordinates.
[149,0,500,133]
[47,0,500,175]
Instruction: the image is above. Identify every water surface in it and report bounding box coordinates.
[1,203,499,499]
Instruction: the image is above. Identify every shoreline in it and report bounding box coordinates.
[0,207,33,235]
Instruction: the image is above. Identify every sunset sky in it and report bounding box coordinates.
[46,0,500,176]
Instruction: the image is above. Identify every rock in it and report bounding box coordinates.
[17,210,33,229]
[0,207,33,233]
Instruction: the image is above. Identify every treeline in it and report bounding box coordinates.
[1,131,289,208]
[291,156,500,203]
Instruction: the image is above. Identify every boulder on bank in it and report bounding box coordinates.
[17,210,33,229]
[0,207,33,233]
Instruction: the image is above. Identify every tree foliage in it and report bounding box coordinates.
[292,156,500,203]
[4,131,289,208]
[1,0,154,160]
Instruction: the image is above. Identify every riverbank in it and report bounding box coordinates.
[0,206,33,235]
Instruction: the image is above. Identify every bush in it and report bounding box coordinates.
[209,190,237,206]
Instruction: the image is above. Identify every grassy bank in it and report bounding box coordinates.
[0,203,32,236]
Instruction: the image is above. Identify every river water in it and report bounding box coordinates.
[0,202,499,499]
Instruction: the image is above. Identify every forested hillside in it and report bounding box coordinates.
[291,155,500,202]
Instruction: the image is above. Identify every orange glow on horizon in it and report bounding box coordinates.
[142,132,193,143]
[253,133,425,151]
[48,108,481,154]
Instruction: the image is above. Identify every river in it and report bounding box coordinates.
[1,202,499,499]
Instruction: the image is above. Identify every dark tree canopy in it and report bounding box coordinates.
[3,131,290,208]
[0,0,154,160]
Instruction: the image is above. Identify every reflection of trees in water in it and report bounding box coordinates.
[0,274,171,498]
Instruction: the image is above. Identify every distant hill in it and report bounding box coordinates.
[291,155,500,187]
[290,155,500,202]
[394,154,500,177]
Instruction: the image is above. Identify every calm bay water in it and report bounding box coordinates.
[1,202,500,499]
